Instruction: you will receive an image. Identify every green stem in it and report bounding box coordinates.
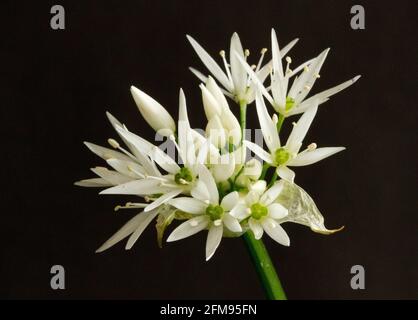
[243,231,287,300]
[268,171,278,187]
[260,163,270,180]
[238,101,287,300]
[276,113,285,133]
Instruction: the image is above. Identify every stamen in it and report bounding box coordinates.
[190,220,199,227]
[220,49,234,86]
[108,138,120,149]
[315,74,321,78]
[307,143,317,151]
[272,114,279,125]
[292,122,297,126]
[304,85,311,90]
[214,219,222,226]
[285,56,292,64]
[114,202,148,211]
[127,164,145,178]
[304,66,310,72]
[204,199,210,205]
[244,49,250,57]
[255,48,268,73]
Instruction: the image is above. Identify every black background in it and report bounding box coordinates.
[1,0,417,299]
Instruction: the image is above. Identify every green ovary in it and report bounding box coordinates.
[285,97,295,111]
[274,147,290,166]
[174,167,193,184]
[250,203,268,220]
[206,204,224,221]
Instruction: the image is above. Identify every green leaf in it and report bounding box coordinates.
[277,181,344,234]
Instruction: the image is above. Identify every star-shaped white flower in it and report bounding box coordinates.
[167,165,242,260]
[235,28,360,116]
[230,180,289,245]
[244,94,345,182]
[188,32,298,104]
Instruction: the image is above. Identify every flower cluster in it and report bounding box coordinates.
[76,29,359,260]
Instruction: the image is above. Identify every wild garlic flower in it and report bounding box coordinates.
[230,180,289,246]
[167,165,242,260]
[188,32,298,104]
[244,94,345,182]
[236,28,360,116]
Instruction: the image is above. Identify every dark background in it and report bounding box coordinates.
[1,0,417,299]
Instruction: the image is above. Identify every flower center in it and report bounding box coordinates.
[285,97,295,111]
[250,203,268,220]
[206,204,224,221]
[274,147,290,166]
[174,167,193,185]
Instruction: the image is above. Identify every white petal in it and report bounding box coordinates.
[187,35,233,92]
[149,145,181,175]
[169,197,207,214]
[245,190,260,206]
[189,67,208,83]
[167,215,210,242]
[261,218,290,246]
[99,178,162,195]
[244,141,273,163]
[229,204,250,220]
[255,93,281,152]
[206,224,224,261]
[285,103,318,154]
[249,218,264,240]
[106,158,144,178]
[83,142,132,162]
[288,147,346,167]
[91,167,133,185]
[144,189,182,212]
[229,32,247,96]
[206,115,227,148]
[267,203,288,219]
[74,178,113,187]
[271,28,284,79]
[276,166,295,183]
[191,180,210,202]
[200,84,222,119]
[125,209,160,249]
[260,180,285,206]
[280,38,299,58]
[198,164,219,204]
[178,88,190,127]
[223,213,242,233]
[211,152,236,182]
[96,211,150,253]
[220,191,239,211]
[249,180,267,195]
[205,76,230,112]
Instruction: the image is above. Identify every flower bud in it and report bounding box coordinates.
[206,115,227,148]
[130,86,176,136]
[200,84,222,119]
[242,159,262,180]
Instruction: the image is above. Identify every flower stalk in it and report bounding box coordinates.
[239,101,287,300]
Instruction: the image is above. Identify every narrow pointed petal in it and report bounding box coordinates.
[249,218,264,240]
[229,204,250,220]
[178,88,190,126]
[198,164,219,204]
[125,209,160,249]
[244,141,273,163]
[96,212,147,253]
[262,218,290,246]
[189,67,208,83]
[167,215,210,242]
[83,142,132,162]
[91,167,133,185]
[220,191,239,211]
[277,166,295,183]
[168,197,207,215]
[106,158,144,178]
[74,178,113,187]
[255,93,281,152]
[280,38,299,58]
[187,35,233,92]
[191,180,210,203]
[285,103,318,154]
[260,180,285,206]
[206,224,223,261]
[149,144,180,174]
[223,213,242,233]
[229,32,247,95]
[99,178,162,195]
[288,147,346,166]
[267,203,288,219]
[271,28,284,78]
[206,76,230,112]
[144,189,182,212]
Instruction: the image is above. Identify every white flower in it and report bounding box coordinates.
[188,32,298,104]
[167,165,242,260]
[230,180,289,246]
[130,85,176,136]
[235,28,360,116]
[235,158,263,188]
[244,94,345,183]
